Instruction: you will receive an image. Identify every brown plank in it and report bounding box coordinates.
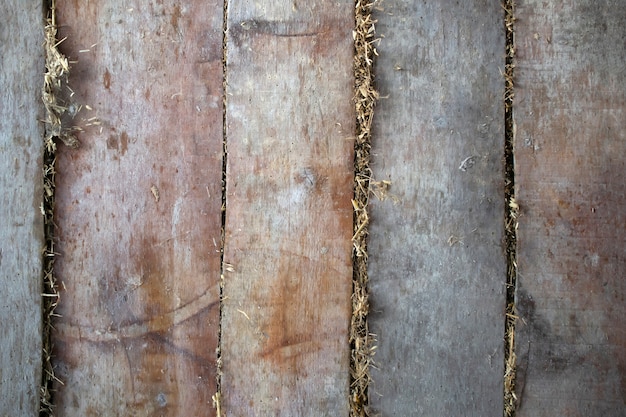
[52,1,223,415]
[220,1,355,415]
[367,1,506,415]
[514,1,626,415]
[0,1,44,414]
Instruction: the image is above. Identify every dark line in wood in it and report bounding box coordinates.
[54,297,220,341]
[503,1,518,416]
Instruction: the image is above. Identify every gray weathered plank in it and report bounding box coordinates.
[514,1,626,415]
[0,1,44,415]
[52,1,224,415]
[368,1,506,415]
[220,1,355,415]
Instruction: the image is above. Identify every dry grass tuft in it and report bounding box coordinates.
[503,1,518,416]
[351,1,380,416]
[43,1,78,150]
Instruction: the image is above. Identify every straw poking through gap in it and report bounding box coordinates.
[350,1,380,416]
[503,1,518,416]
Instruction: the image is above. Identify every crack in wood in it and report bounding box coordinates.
[55,295,219,342]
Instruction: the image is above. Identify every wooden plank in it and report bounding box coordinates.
[52,2,223,415]
[220,1,355,415]
[0,1,44,415]
[514,1,626,415]
[367,1,506,415]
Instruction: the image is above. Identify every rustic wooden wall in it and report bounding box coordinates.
[220,1,355,415]
[367,1,506,414]
[514,1,626,415]
[52,1,224,415]
[5,2,626,416]
[0,1,44,415]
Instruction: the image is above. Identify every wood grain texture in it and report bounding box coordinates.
[220,1,355,415]
[52,2,223,415]
[367,1,505,415]
[514,1,626,415]
[0,1,44,415]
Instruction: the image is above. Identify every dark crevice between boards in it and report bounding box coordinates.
[503,1,518,416]
[41,0,75,414]
[351,1,379,416]
[211,1,228,416]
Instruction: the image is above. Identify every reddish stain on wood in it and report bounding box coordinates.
[103,68,111,89]
[52,1,224,415]
[220,2,355,415]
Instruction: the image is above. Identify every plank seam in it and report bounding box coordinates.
[41,0,72,414]
[503,1,519,416]
[212,1,228,415]
[351,1,380,415]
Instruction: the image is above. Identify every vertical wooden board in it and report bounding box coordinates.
[221,1,355,415]
[0,1,44,415]
[52,1,223,415]
[514,2,626,415]
[368,1,505,415]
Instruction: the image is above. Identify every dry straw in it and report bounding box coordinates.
[351,1,379,416]
[503,1,518,416]
[43,1,78,150]
[41,0,70,414]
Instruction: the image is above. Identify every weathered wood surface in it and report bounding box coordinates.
[220,1,355,415]
[0,1,44,415]
[52,2,224,415]
[368,1,506,415]
[514,1,626,415]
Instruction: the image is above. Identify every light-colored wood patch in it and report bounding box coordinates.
[220,1,355,415]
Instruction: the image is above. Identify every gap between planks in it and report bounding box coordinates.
[41,0,70,414]
[350,1,380,416]
[503,1,518,416]
[212,0,229,415]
